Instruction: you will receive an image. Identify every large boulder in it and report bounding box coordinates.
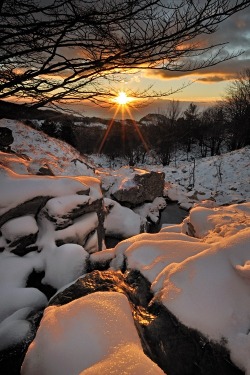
[48,270,243,375]
[111,169,165,206]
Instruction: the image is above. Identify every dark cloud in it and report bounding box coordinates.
[146,57,250,82]
[145,2,250,82]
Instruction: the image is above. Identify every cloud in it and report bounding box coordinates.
[145,57,250,83]
[143,3,250,83]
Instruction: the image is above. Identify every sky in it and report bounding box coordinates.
[76,4,250,120]
[7,1,250,120]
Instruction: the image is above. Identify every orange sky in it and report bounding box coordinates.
[80,6,250,120]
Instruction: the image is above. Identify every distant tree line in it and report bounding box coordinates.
[38,69,250,165]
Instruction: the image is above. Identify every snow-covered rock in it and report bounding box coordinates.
[22,291,165,375]
[110,167,165,206]
[104,198,142,239]
[0,162,105,357]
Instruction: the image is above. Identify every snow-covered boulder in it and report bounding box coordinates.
[1,216,39,256]
[104,198,143,239]
[0,162,105,362]
[22,291,165,375]
[111,168,165,206]
[39,268,243,375]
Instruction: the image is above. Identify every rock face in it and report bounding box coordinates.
[0,127,13,150]
[111,169,165,206]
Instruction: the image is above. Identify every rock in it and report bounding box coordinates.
[140,301,243,375]
[0,196,50,228]
[36,165,54,176]
[1,216,39,256]
[111,169,165,206]
[26,270,56,300]
[49,269,243,375]
[0,171,105,252]
[0,127,14,150]
[0,310,44,375]
[49,269,152,309]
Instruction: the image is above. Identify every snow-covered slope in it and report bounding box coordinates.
[93,146,250,209]
[0,119,95,176]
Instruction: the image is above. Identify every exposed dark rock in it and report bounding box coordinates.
[111,170,165,206]
[0,196,51,228]
[87,256,111,272]
[49,270,130,306]
[26,270,57,300]
[9,233,38,256]
[12,244,39,257]
[140,301,243,375]
[36,165,54,176]
[0,127,14,149]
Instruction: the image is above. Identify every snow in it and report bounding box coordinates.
[0,307,33,351]
[111,237,208,283]
[0,119,95,176]
[54,212,99,246]
[42,244,89,290]
[0,166,92,216]
[21,292,165,375]
[44,195,91,218]
[0,286,47,323]
[104,198,141,238]
[94,145,250,208]
[1,215,38,242]
[1,118,250,373]
[104,202,250,373]
[151,228,250,373]
[133,197,166,224]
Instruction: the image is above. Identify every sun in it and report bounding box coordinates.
[115,91,130,105]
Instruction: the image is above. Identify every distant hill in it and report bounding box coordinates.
[0,100,75,121]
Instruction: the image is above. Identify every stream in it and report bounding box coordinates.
[150,201,188,233]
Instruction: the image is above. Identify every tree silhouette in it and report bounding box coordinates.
[1,0,250,108]
[223,69,250,150]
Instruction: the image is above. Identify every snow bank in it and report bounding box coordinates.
[104,198,141,238]
[42,244,89,289]
[0,160,102,351]
[112,202,250,374]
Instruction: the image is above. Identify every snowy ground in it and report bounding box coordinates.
[0,119,250,374]
[92,146,250,209]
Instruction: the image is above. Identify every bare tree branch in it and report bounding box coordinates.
[0,0,250,108]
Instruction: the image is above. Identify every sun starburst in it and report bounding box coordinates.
[115,91,130,106]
